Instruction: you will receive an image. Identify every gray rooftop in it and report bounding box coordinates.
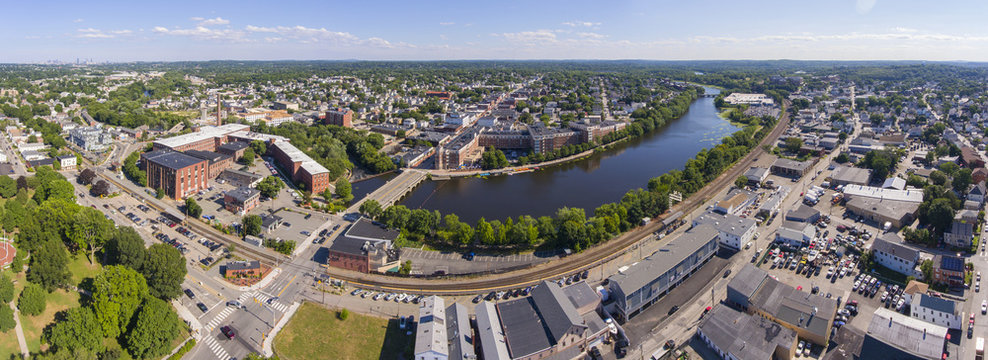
[344,218,400,242]
[830,165,872,185]
[217,141,250,152]
[915,293,957,315]
[871,236,920,262]
[772,158,812,172]
[866,307,947,360]
[608,224,719,296]
[446,303,475,360]
[474,302,509,360]
[748,276,837,340]
[530,281,585,343]
[143,150,206,170]
[699,304,796,360]
[497,297,552,358]
[561,281,600,314]
[785,204,820,222]
[183,149,230,163]
[728,265,770,302]
[224,187,260,204]
[693,211,757,239]
[226,260,259,271]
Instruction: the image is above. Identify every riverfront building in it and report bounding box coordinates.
[697,304,797,360]
[607,225,719,320]
[327,218,400,273]
[270,141,330,194]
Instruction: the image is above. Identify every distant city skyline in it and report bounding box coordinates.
[5,0,988,62]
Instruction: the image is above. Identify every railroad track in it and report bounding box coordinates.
[326,101,793,295]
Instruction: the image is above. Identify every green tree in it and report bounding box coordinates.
[141,244,187,300]
[155,188,164,199]
[0,274,13,304]
[124,297,182,359]
[44,307,105,354]
[953,168,973,193]
[906,174,928,188]
[256,176,283,199]
[241,148,255,166]
[18,283,47,316]
[71,207,113,264]
[184,197,202,218]
[930,170,948,186]
[921,259,934,281]
[735,176,748,189]
[27,238,70,292]
[835,153,849,164]
[92,265,149,338]
[334,178,353,203]
[925,197,957,235]
[0,176,15,198]
[939,162,960,177]
[475,218,494,245]
[0,303,13,332]
[784,137,803,153]
[106,227,146,270]
[250,140,267,156]
[243,215,262,236]
[359,199,383,219]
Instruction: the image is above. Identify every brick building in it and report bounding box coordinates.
[142,150,209,200]
[325,107,353,127]
[327,218,400,273]
[217,141,250,161]
[151,124,250,152]
[183,150,233,179]
[224,260,262,279]
[270,141,330,193]
[223,187,261,215]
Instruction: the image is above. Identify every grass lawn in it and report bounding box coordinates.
[274,302,412,360]
[66,254,102,287]
[0,271,21,356]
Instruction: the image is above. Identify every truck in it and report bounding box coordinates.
[977,337,984,359]
[803,194,819,205]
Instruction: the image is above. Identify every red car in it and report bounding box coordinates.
[220,325,235,339]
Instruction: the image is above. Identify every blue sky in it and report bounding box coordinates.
[4,0,988,62]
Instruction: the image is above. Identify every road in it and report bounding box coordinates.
[347,169,426,213]
[0,131,27,176]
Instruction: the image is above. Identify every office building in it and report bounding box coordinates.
[325,107,354,127]
[270,141,330,194]
[142,150,209,200]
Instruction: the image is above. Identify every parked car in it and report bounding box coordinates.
[184,289,195,299]
[196,303,208,312]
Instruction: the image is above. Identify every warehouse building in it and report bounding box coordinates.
[141,150,209,200]
[608,225,719,320]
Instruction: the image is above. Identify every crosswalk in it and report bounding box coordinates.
[201,336,230,360]
[238,290,289,312]
[205,306,235,332]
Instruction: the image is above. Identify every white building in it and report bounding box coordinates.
[414,296,449,360]
[870,234,921,277]
[910,293,961,330]
[56,155,76,170]
[774,221,814,247]
[692,212,757,250]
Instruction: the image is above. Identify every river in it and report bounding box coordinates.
[352,87,739,223]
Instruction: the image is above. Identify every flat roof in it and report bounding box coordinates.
[728,265,770,302]
[224,187,260,203]
[830,165,872,184]
[866,307,947,359]
[843,184,923,203]
[608,224,719,296]
[271,141,329,175]
[153,124,249,148]
[772,158,812,172]
[344,218,400,242]
[143,150,207,170]
[693,211,757,238]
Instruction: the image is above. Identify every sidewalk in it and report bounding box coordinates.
[10,301,28,358]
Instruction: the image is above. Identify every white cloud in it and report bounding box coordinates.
[153,26,244,40]
[577,32,606,40]
[73,18,83,23]
[439,22,455,26]
[499,29,558,44]
[245,25,359,43]
[856,0,877,14]
[562,21,600,27]
[894,27,918,33]
[199,17,230,26]
[75,28,131,39]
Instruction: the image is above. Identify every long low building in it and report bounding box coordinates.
[866,307,948,360]
[829,165,872,186]
[845,197,919,229]
[608,224,720,320]
[842,184,923,203]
